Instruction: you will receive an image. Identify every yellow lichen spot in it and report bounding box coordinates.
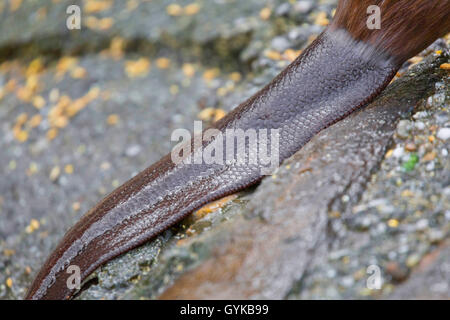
[265,50,282,60]
[26,74,39,92]
[3,249,15,257]
[32,95,46,109]
[387,219,399,228]
[46,128,59,141]
[53,116,69,128]
[197,108,226,122]
[156,57,171,69]
[10,0,22,12]
[385,149,394,158]
[16,87,33,102]
[213,109,226,121]
[57,95,72,110]
[26,58,44,76]
[182,63,196,78]
[408,56,423,65]
[259,7,272,20]
[66,101,83,117]
[194,194,238,219]
[331,8,336,17]
[401,190,414,197]
[16,113,28,126]
[428,135,435,143]
[440,63,450,70]
[49,166,60,181]
[197,107,215,121]
[329,211,341,219]
[49,88,60,103]
[125,58,151,78]
[203,68,220,81]
[30,218,40,230]
[87,86,101,100]
[216,87,227,97]
[435,50,443,55]
[6,79,17,92]
[14,129,28,142]
[72,201,81,212]
[167,3,183,16]
[175,264,184,272]
[70,66,87,79]
[64,164,74,174]
[109,37,125,59]
[170,84,179,95]
[184,3,200,16]
[28,114,42,128]
[6,278,13,289]
[107,114,119,125]
[25,218,40,233]
[48,107,63,121]
[283,49,301,62]
[27,162,38,176]
[307,34,318,45]
[127,0,139,11]
[84,16,99,29]
[315,11,329,26]
[8,160,16,170]
[98,17,114,30]
[84,0,112,14]
[229,72,241,82]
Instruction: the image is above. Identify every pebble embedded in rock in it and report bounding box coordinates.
[397,120,412,139]
[125,145,142,157]
[436,128,450,140]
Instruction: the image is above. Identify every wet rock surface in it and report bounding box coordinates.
[0,0,448,300]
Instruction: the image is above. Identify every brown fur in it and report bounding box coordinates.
[331,0,450,63]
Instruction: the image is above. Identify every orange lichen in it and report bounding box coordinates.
[166,3,183,16]
[265,50,282,60]
[84,0,112,14]
[229,72,242,82]
[314,11,330,26]
[156,57,171,69]
[259,7,271,20]
[70,66,87,79]
[197,108,227,122]
[203,68,220,81]
[182,63,196,78]
[64,164,74,174]
[32,95,46,109]
[125,58,151,77]
[194,194,238,219]
[106,114,120,125]
[184,3,201,16]
[9,0,23,12]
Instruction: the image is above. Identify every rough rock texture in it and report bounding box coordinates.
[0,0,448,300]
